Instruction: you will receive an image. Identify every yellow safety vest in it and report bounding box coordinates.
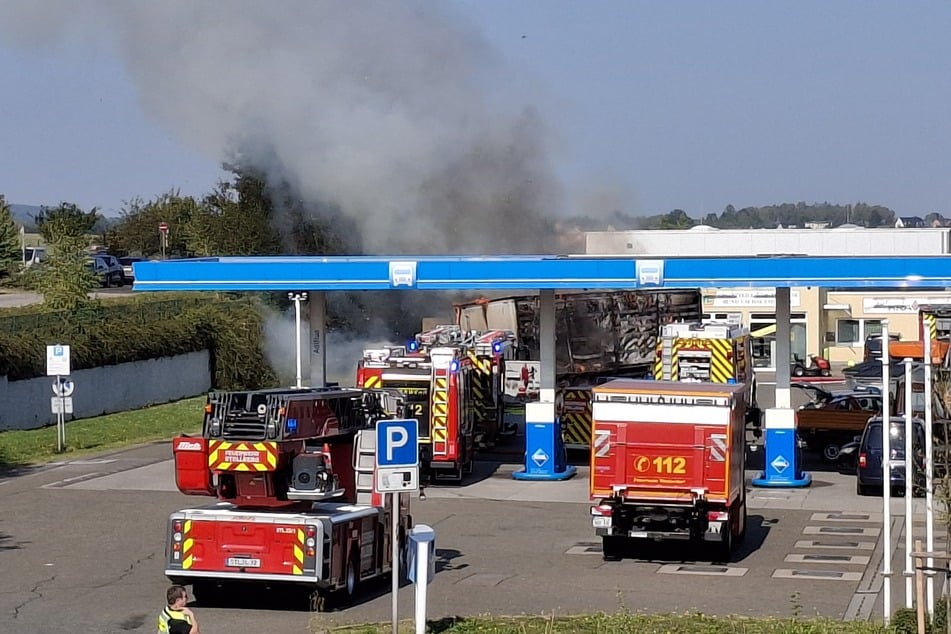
[157,606,192,634]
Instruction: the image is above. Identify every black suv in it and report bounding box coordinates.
[856,415,926,496]
[863,333,901,362]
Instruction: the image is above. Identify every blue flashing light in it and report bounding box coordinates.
[493,341,502,354]
[408,341,418,352]
[450,359,459,372]
[727,378,737,384]
[287,418,298,433]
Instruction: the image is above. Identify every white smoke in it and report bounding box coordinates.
[0,1,567,254]
[263,304,403,387]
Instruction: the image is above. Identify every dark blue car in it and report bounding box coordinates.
[856,416,926,497]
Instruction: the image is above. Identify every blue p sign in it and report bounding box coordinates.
[376,419,419,468]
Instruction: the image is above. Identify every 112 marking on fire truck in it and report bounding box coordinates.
[375,419,420,493]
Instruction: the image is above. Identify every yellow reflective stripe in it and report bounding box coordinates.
[364,375,381,388]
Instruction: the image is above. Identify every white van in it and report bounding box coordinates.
[23,246,47,267]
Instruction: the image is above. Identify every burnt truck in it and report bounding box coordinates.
[453,290,702,446]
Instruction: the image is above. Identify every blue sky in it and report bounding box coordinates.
[1,2,949,220]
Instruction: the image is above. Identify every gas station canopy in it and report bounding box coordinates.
[132,254,951,292]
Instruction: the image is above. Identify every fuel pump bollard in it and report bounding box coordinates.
[752,408,811,488]
[406,524,436,634]
[513,401,577,481]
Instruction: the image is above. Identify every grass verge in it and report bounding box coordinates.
[0,397,204,469]
[313,613,893,634]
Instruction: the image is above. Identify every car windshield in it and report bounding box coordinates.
[24,248,35,260]
[866,424,906,451]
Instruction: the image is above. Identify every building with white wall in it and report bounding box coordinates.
[585,227,951,368]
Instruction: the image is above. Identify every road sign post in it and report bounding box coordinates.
[158,222,169,259]
[46,345,72,453]
[375,419,420,634]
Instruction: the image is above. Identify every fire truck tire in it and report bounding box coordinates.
[343,550,360,604]
[714,524,733,563]
[738,500,748,542]
[398,531,408,585]
[601,536,624,562]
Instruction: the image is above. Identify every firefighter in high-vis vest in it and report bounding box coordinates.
[157,585,200,634]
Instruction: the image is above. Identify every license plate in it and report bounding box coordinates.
[592,516,612,528]
[226,557,261,568]
[629,530,648,538]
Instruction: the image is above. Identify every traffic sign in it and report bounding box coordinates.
[376,419,419,468]
[52,378,75,397]
[158,222,169,233]
[375,466,419,493]
[51,397,74,415]
[46,344,70,376]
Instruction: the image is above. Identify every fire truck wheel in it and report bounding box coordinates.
[738,500,748,542]
[399,537,408,584]
[343,550,360,603]
[714,526,733,563]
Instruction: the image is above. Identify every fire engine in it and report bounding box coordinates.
[653,321,761,432]
[588,379,749,562]
[356,325,516,483]
[558,320,761,450]
[165,386,412,611]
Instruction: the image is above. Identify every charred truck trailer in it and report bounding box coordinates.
[166,387,412,611]
[453,290,703,447]
[588,379,748,562]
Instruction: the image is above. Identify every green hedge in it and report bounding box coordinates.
[0,292,278,390]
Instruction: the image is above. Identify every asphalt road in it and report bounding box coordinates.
[0,433,929,634]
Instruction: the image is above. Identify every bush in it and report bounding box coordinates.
[0,293,277,390]
[891,607,919,634]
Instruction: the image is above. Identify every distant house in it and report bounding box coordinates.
[895,216,925,228]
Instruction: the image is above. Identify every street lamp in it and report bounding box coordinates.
[288,292,309,388]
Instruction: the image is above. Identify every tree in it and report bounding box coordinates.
[658,209,694,229]
[34,202,99,310]
[104,191,198,257]
[0,195,22,272]
[35,202,99,243]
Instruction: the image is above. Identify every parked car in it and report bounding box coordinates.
[856,415,926,497]
[118,256,145,284]
[86,255,122,287]
[96,254,125,286]
[864,333,901,362]
[794,383,882,461]
[23,246,48,268]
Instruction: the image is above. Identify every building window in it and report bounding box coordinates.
[836,318,881,345]
[702,312,741,323]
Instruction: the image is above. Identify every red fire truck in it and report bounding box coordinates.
[356,326,516,483]
[165,386,412,611]
[588,379,748,562]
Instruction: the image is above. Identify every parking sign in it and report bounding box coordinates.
[376,419,419,468]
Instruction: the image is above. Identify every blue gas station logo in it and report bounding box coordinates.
[636,259,664,287]
[389,261,417,288]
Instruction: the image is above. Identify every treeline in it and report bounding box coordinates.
[570,202,947,231]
